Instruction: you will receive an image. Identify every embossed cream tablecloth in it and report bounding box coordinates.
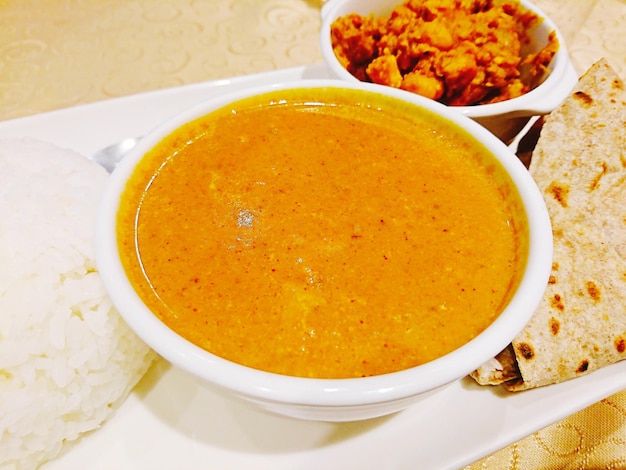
[1,1,625,468]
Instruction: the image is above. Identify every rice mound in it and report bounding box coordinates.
[0,138,156,470]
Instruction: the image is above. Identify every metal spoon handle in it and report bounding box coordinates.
[90,137,140,173]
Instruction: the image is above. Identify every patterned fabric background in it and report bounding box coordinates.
[0,1,625,468]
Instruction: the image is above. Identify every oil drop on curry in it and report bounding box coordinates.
[117,88,528,378]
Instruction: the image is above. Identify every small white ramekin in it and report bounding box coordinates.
[320,0,578,143]
[96,80,553,422]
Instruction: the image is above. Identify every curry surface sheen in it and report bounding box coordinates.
[118,88,527,378]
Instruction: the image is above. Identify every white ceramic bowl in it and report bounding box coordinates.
[96,80,553,422]
[320,0,578,143]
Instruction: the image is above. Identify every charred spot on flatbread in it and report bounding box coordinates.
[550,293,564,312]
[516,342,534,361]
[576,360,590,373]
[589,162,608,191]
[585,281,601,301]
[573,90,593,106]
[549,317,560,335]
[611,78,624,92]
[546,181,569,207]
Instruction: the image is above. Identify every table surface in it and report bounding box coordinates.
[1,1,625,468]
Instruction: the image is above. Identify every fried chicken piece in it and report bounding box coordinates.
[329,0,558,106]
[367,55,403,88]
[331,14,378,67]
[401,71,444,100]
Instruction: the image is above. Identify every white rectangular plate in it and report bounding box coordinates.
[2,64,625,470]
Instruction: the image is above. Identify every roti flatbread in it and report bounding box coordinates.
[471,58,626,391]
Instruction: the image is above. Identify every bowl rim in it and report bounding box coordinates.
[319,0,578,119]
[95,79,553,408]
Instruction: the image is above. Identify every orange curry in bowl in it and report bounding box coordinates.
[117,87,529,379]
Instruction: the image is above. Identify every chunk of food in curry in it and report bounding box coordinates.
[330,0,559,105]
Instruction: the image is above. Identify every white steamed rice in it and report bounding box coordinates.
[0,138,155,470]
